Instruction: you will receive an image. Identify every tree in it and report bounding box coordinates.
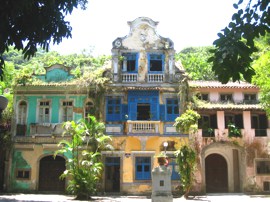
[175,145,196,199]
[252,34,270,116]
[176,47,216,80]
[55,116,112,200]
[209,0,270,83]
[0,0,88,78]
[174,109,200,198]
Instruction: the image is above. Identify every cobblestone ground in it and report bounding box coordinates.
[0,194,269,202]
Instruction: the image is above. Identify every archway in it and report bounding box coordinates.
[39,155,65,192]
[205,153,228,193]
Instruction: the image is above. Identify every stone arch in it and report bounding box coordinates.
[201,142,244,193]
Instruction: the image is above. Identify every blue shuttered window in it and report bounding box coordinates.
[128,91,159,121]
[166,98,179,121]
[148,53,165,72]
[106,98,121,121]
[135,157,151,180]
[122,53,139,72]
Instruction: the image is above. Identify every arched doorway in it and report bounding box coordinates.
[39,155,65,192]
[205,153,228,193]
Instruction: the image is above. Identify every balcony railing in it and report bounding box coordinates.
[148,74,164,82]
[29,123,64,136]
[254,129,267,137]
[122,73,138,82]
[14,135,71,144]
[127,120,160,134]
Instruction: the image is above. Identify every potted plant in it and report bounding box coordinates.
[156,152,168,166]
[228,123,242,138]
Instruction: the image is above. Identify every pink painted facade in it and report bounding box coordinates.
[189,81,270,193]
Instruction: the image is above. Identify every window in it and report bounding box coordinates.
[220,94,233,102]
[61,100,73,122]
[84,101,94,122]
[225,114,243,129]
[244,93,257,103]
[16,169,30,180]
[256,160,270,174]
[38,100,50,123]
[18,101,27,124]
[122,53,138,72]
[198,114,217,137]
[135,157,151,180]
[106,97,121,121]
[148,53,164,72]
[197,93,209,101]
[264,181,270,191]
[251,114,268,137]
[166,98,179,121]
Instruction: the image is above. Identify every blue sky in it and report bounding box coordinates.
[51,0,237,56]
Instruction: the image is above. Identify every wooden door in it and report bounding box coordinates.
[39,156,65,192]
[205,153,228,193]
[105,157,120,192]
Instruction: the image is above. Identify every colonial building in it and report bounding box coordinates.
[190,81,270,193]
[6,17,270,194]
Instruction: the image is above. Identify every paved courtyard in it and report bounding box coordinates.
[0,194,269,202]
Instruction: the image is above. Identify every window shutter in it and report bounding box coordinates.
[129,100,137,120]
[151,98,158,120]
[162,54,165,71]
[160,104,165,121]
[121,104,128,121]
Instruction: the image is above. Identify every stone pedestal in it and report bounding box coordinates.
[151,165,173,202]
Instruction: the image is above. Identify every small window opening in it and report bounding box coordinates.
[150,54,163,72]
[16,169,30,180]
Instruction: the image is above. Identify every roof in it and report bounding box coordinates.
[189,81,259,89]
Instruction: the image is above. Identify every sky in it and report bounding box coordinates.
[51,0,237,56]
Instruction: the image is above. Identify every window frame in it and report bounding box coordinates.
[121,53,139,73]
[106,97,121,122]
[256,159,270,175]
[197,93,209,101]
[84,100,94,122]
[135,156,151,180]
[220,93,233,102]
[165,98,179,121]
[38,100,51,123]
[148,53,165,73]
[17,100,28,125]
[15,169,31,180]
[60,100,74,122]
[244,93,257,102]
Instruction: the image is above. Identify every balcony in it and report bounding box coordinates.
[148,74,164,82]
[127,120,161,134]
[14,135,71,144]
[29,123,64,136]
[122,73,138,82]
